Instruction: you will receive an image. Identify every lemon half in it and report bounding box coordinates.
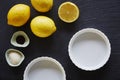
[58,2,80,23]
[31,0,53,12]
[30,16,56,38]
[7,4,30,27]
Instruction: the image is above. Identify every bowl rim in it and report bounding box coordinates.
[68,28,111,71]
[23,57,66,80]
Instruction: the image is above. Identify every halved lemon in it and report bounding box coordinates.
[58,2,80,23]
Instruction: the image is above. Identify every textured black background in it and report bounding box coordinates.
[0,0,120,80]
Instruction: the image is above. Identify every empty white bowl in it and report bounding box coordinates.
[68,28,111,71]
[24,57,66,80]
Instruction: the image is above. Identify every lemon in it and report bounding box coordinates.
[58,2,79,23]
[30,16,56,38]
[7,4,30,27]
[31,0,53,12]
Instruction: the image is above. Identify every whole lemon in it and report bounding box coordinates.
[7,4,30,27]
[30,16,56,38]
[31,0,53,12]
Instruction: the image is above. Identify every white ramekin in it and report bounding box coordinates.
[24,57,66,80]
[68,28,111,71]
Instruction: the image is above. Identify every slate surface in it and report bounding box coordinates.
[0,0,120,80]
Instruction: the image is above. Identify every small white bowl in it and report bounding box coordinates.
[68,28,111,71]
[24,57,66,80]
[5,49,25,67]
[11,31,30,47]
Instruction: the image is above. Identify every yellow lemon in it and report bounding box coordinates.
[30,16,56,38]
[58,2,79,23]
[31,0,53,12]
[7,4,30,27]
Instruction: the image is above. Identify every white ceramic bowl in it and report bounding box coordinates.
[24,57,66,80]
[11,31,30,47]
[68,28,111,71]
[5,49,25,67]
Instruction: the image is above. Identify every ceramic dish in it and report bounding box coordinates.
[24,57,66,80]
[68,28,111,71]
[11,31,30,47]
[5,49,25,67]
